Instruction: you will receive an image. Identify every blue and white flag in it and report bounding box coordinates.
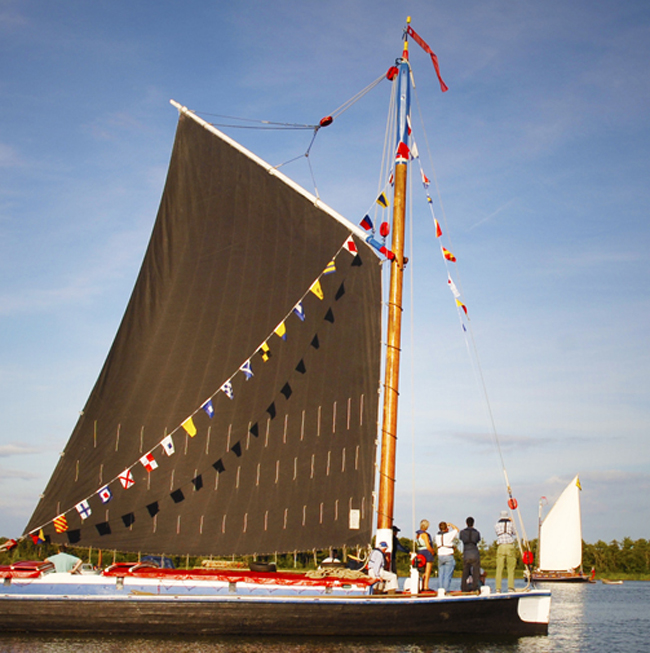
[75,499,92,520]
[221,380,234,400]
[293,302,305,321]
[161,434,175,456]
[98,486,112,504]
[240,360,253,380]
[202,399,214,418]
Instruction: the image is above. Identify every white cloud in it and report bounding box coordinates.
[0,444,39,458]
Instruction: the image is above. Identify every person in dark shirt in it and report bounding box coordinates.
[459,516,481,592]
[390,525,409,574]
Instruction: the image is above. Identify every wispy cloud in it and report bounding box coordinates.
[467,198,518,231]
[0,143,23,168]
[0,467,39,482]
[0,444,39,458]
[0,224,146,316]
[444,430,557,451]
[533,246,641,276]
[0,3,27,31]
[83,110,153,142]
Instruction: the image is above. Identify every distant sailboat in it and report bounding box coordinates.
[533,475,591,582]
[1,19,552,636]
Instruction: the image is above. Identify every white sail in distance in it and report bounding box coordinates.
[538,475,583,572]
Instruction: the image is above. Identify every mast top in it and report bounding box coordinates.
[402,17,411,60]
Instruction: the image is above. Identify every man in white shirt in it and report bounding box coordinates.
[435,521,459,591]
[494,510,517,592]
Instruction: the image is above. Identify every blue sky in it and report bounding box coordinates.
[1,0,648,546]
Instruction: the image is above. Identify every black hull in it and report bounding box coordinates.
[0,593,549,637]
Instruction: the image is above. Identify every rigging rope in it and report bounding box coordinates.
[328,73,388,120]
[407,142,417,554]
[194,113,317,130]
[196,72,389,199]
[410,67,534,583]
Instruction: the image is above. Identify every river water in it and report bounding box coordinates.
[0,581,647,652]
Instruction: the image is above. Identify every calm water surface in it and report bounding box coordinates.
[0,581,647,653]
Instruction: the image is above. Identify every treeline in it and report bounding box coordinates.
[396,537,650,575]
[2,536,649,575]
[581,538,650,574]
[462,537,650,575]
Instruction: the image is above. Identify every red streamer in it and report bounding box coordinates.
[407,26,449,93]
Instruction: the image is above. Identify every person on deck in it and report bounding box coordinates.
[494,510,517,592]
[467,567,487,588]
[390,525,409,574]
[459,516,482,592]
[319,550,341,567]
[367,541,399,593]
[46,545,82,573]
[415,519,436,591]
[435,521,459,592]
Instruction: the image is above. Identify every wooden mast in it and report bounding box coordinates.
[377,22,411,539]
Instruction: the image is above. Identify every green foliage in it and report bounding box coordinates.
[582,538,650,574]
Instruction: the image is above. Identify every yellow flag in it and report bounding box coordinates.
[53,514,68,533]
[576,477,582,491]
[260,341,271,362]
[310,279,324,300]
[274,322,287,340]
[181,416,197,437]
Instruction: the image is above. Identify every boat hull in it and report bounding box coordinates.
[0,591,550,636]
[532,571,591,583]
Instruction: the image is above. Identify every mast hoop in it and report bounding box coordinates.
[380,428,398,441]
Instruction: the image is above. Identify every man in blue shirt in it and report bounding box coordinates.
[368,541,398,593]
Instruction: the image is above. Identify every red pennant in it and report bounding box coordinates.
[407,26,448,93]
[396,141,410,161]
[442,247,456,262]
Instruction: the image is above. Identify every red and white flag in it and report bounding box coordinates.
[448,274,461,298]
[396,141,410,162]
[119,469,135,489]
[140,452,158,473]
[343,236,358,256]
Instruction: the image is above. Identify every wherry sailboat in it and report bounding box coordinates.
[1,20,551,636]
[533,475,591,582]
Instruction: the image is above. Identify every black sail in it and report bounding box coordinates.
[25,109,382,557]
